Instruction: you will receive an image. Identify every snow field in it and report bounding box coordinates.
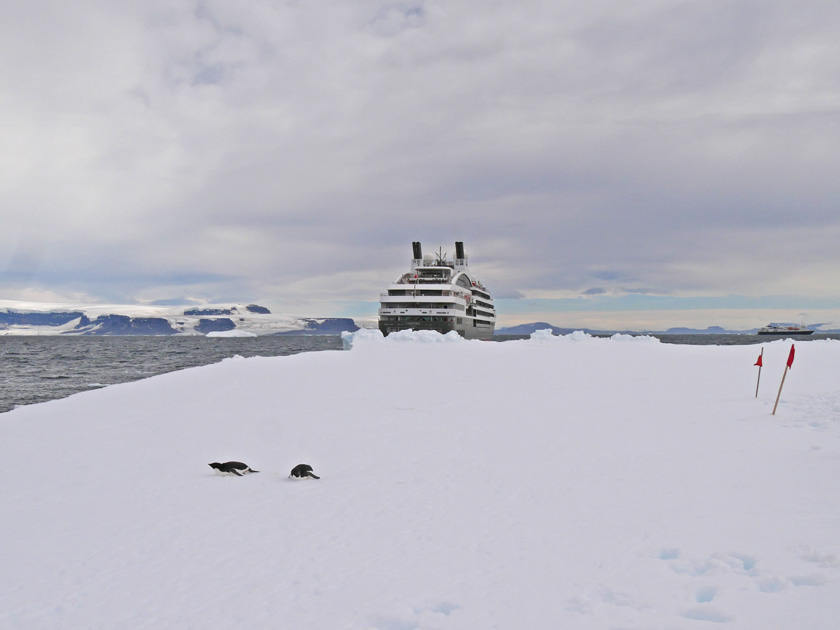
[2,330,839,629]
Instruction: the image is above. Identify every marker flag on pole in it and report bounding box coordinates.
[754,348,764,397]
[754,354,763,367]
[786,344,795,369]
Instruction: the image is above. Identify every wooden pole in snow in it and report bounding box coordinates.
[754,348,763,398]
[772,367,788,414]
[772,344,795,415]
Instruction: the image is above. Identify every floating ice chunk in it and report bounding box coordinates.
[342,328,384,349]
[206,329,257,337]
[342,328,466,349]
[529,329,594,342]
[529,328,560,341]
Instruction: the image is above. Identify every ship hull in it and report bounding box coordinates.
[378,318,494,340]
[757,329,814,335]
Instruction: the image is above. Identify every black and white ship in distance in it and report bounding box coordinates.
[757,323,814,335]
[378,241,496,339]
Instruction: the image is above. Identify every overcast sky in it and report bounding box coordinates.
[2,0,839,330]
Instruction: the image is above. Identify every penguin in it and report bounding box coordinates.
[289,463,320,479]
[209,461,259,476]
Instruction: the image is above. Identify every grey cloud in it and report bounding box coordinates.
[2,0,840,313]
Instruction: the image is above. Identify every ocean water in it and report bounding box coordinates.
[0,336,343,414]
[2,333,837,414]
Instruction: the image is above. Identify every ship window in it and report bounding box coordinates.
[456,275,472,289]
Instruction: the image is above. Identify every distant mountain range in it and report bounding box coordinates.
[0,302,359,336]
[2,301,837,336]
[494,322,840,336]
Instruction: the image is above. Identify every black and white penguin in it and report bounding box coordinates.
[289,464,320,479]
[209,461,259,476]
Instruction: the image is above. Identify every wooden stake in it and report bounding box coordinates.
[772,365,788,415]
[755,348,763,398]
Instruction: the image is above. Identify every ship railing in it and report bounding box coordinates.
[380,311,466,317]
[399,291,468,301]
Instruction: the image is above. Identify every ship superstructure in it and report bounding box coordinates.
[378,241,496,339]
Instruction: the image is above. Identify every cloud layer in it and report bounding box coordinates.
[3,0,840,327]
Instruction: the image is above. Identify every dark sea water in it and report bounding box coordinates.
[2,333,838,414]
[0,336,343,414]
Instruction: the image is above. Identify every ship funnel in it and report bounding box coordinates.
[412,241,422,260]
[455,242,465,260]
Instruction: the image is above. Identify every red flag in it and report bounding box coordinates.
[754,354,763,367]
[786,344,795,369]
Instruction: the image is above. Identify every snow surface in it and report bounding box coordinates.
[2,330,840,629]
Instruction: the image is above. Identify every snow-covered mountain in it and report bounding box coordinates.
[0,300,360,336]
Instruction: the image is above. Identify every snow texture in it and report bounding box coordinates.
[2,330,839,629]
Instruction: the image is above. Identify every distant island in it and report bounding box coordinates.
[0,303,359,336]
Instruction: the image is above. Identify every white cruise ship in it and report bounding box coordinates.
[378,242,496,339]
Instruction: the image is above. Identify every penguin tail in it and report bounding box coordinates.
[249,469,260,473]
[307,472,320,479]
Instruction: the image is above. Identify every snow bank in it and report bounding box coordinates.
[2,332,840,629]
